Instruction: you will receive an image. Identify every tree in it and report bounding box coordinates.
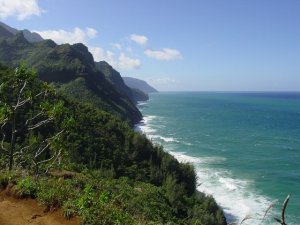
[0,64,68,173]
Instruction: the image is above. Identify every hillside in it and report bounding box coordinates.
[123,76,158,94]
[0,22,227,224]
[0,31,142,124]
[131,88,149,101]
[0,21,43,43]
[0,25,14,40]
[0,64,226,225]
[95,61,136,103]
[95,61,149,102]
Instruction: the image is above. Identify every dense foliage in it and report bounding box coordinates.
[0,32,142,124]
[0,170,226,225]
[0,64,226,224]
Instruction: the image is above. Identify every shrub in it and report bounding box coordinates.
[62,199,78,220]
[37,178,79,208]
[0,170,18,190]
[14,177,37,198]
[76,184,134,225]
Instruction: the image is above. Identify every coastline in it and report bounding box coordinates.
[134,101,232,222]
[134,95,290,225]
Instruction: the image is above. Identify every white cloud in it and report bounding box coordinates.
[86,27,97,38]
[0,0,45,20]
[146,77,178,85]
[118,53,141,70]
[144,48,182,61]
[111,43,122,50]
[89,47,114,62]
[36,27,141,71]
[35,27,98,45]
[90,47,140,70]
[130,34,148,46]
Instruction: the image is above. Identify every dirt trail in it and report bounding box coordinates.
[0,191,79,225]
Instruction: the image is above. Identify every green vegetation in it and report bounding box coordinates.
[95,61,137,104]
[0,63,226,224]
[1,170,226,225]
[0,32,142,124]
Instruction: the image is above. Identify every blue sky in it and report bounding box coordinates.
[1,0,299,91]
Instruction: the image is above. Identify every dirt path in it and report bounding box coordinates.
[0,191,79,225]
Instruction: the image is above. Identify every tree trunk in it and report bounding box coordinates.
[9,111,16,170]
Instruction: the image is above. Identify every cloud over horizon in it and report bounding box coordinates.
[146,77,179,85]
[144,48,182,61]
[35,27,98,45]
[0,0,44,20]
[90,47,141,70]
[36,27,141,71]
[130,34,148,46]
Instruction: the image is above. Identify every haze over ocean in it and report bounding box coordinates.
[136,92,300,225]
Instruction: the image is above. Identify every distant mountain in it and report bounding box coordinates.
[123,77,158,94]
[0,21,43,43]
[131,88,149,101]
[95,61,137,103]
[0,25,14,40]
[95,61,150,102]
[0,31,142,124]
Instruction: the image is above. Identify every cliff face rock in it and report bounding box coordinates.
[95,61,136,104]
[131,88,149,101]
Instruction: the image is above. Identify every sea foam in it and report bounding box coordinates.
[135,114,283,225]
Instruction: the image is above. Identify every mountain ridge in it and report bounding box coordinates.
[0,27,142,124]
[123,76,158,94]
[0,21,44,43]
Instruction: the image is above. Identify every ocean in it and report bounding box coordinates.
[135,92,300,225]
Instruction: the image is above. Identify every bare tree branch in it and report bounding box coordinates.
[25,112,43,126]
[45,149,62,173]
[274,194,290,225]
[35,142,50,158]
[36,148,61,166]
[1,119,8,152]
[13,81,28,109]
[28,117,54,130]
[14,98,31,108]
[240,215,252,225]
[34,90,47,98]
[260,200,278,224]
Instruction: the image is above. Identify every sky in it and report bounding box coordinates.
[0,0,299,91]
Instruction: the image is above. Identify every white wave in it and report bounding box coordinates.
[195,166,278,225]
[166,150,279,225]
[159,136,180,143]
[137,101,148,106]
[169,151,203,163]
[134,115,157,134]
[134,113,286,225]
[143,115,157,123]
[183,142,193,146]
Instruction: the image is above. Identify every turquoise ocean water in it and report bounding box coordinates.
[136,92,300,225]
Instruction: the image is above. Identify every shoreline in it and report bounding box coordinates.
[134,98,281,225]
[134,104,233,223]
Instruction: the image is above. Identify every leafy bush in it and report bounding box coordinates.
[14,177,37,198]
[76,184,134,225]
[0,170,19,190]
[62,199,78,220]
[37,178,79,208]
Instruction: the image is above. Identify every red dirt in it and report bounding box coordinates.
[0,190,80,225]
